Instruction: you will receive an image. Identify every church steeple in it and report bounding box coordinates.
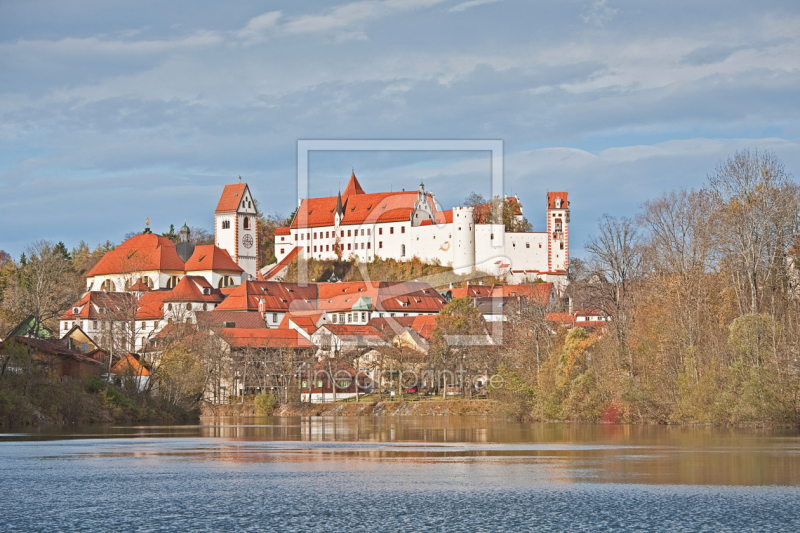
[335,189,344,226]
[343,171,365,197]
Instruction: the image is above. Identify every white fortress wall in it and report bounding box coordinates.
[408,222,454,266]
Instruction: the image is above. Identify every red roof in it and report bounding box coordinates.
[221,328,313,348]
[214,281,317,312]
[419,210,453,226]
[185,245,242,272]
[342,172,365,197]
[127,279,151,292]
[59,291,137,321]
[215,183,248,213]
[491,283,553,306]
[411,314,437,340]
[547,191,568,210]
[86,233,185,277]
[195,311,267,329]
[291,190,436,229]
[320,324,385,339]
[275,227,291,235]
[136,291,172,320]
[163,275,225,303]
[450,284,493,299]
[111,353,150,376]
[262,246,299,281]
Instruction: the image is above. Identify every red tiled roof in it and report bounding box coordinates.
[411,314,437,340]
[215,183,248,213]
[342,172,365,197]
[221,328,313,348]
[185,245,243,272]
[368,316,416,335]
[136,290,172,320]
[262,246,299,281]
[491,283,553,306]
[449,284,493,299]
[320,324,385,338]
[214,281,317,312]
[291,191,435,229]
[86,233,185,277]
[547,191,568,210]
[195,311,267,329]
[163,275,225,303]
[275,227,291,235]
[419,210,453,226]
[127,279,151,292]
[59,292,137,321]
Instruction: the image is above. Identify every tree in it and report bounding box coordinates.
[585,215,642,373]
[707,149,800,314]
[471,195,533,232]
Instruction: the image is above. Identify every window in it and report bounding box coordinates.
[314,246,317,252]
[243,217,250,230]
[222,220,230,229]
[306,246,310,253]
[367,242,371,249]
[347,313,352,322]
[379,241,383,249]
[93,321,98,329]
[526,243,530,248]
[167,303,173,311]
[141,276,153,289]
[307,232,310,239]
[361,243,364,249]
[401,244,405,256]
[280,248,284,254]
[401,226,405,234]
[332,314,338,323]
[218,275,234,288]
[326,245,329,251]
[361,312,366,321]
[100,279,116,292]
[317,380,323,388]
[360,229,364,236]
[314,232,317,239]
[326,231,330,238]
[302,381,308,388]
[186,303,192,311]
[367,229,371,235]
[294,234,298,241]
[347,244,351,250]
[141,322,146,329]
[379,228,383,235]
[165,276,179,289]
[301,233,304,240]
[339,313,346,323]
[347,230,351,237]
[203,303,207,311]
[560,243,564,250]
[273,313,277,323]
[341,230,344,237]
[390,227,394,234]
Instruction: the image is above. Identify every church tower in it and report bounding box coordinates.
[547,192,569,272]
[215,182,258,279]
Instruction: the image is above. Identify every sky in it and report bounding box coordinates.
[1,0,799,259]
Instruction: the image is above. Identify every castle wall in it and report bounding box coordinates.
[408,223,454,267]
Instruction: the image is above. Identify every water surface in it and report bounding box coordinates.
[2,417,799,531]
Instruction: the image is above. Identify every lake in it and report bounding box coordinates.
[2,417,800,532]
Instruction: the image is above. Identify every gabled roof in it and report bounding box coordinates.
[342,172,365,197]
[59,292,137,321]
[367,316,416,336]
[491,282,554,306]
[111,353,150,377]
[215,183,249,213]
[185,245,243,273]
[410,314,437,340]
[0,336,103,365]
[220,328,313,349]
[163,275,225,303]
[449,284,493,299]
[86,233,185,277]
[547,191,568,210]
[127,279,151,292]
[275,227,291,236]
[291,190,437,229]
[419,210,453,226]
[5,315,55,340]
[214,281,317,312]
[262,246,299,281]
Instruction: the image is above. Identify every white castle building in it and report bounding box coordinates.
[268,173,569,288]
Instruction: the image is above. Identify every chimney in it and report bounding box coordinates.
[258,297,267,317]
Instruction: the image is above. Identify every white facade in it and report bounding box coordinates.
[274,181,570,287]
[215,184,258,279]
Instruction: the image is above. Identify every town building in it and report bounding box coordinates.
[270,172,569,289]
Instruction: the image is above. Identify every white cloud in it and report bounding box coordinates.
[236,11,282,43]
[282,0,448,34]
[581,0,618,27]
[449,0,503,13]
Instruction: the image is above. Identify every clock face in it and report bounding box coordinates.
[242,234,253,248]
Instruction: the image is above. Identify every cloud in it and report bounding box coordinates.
[236,11,282,43]
[281,0,448,34]
[581,0,618,27]
[449,0,503,13]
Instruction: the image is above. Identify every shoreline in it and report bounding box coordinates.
[202,399,501,418]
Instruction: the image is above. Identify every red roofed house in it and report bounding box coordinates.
[269,171,569,290]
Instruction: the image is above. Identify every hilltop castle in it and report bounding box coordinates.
[267,172,569,288]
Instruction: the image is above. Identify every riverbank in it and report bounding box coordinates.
[0,375,197,428]
[202,399,500,417]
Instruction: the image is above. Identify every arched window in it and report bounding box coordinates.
[218,275,234,288]
[243,217,250,230]
[222,220,230,229]
[401,244,406,256]
[141,276,154,289]
[186,303,192,311]
[101,279,116,292]
[165,275,179,289]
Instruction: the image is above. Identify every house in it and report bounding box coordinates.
[5,315,56,340]
[110,353,150,392]
[0,336,104,379]
[61,324,100,353]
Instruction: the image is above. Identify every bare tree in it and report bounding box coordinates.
[707,149,800,314]
[585,215,643,373]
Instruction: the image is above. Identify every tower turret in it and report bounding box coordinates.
[452,206,475,275]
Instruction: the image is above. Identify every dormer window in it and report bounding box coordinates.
[554,197,562,209]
